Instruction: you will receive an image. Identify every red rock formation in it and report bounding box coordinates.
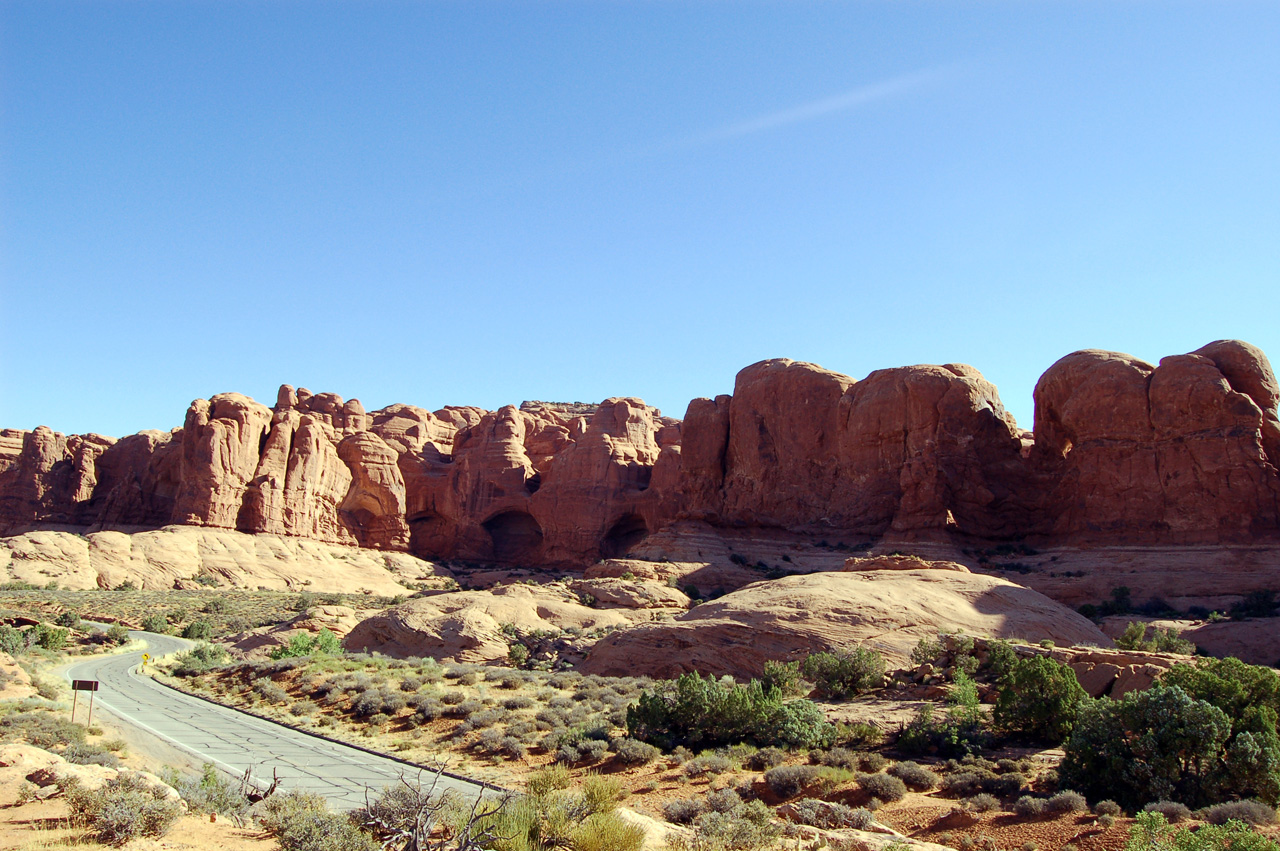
[681,358,1031,539]
[1031,341,1280,543]
[3,339,1278,570]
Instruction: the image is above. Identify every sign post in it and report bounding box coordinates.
[71,680,99,726]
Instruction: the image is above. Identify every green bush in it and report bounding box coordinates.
[765,764,821,798]
[911,635,943,666]
[1144,801,1192,822]
[985,639,1018,680]
[759,660,804,696]
[55,610,82,629]
[889,760,939,790]
[105,624,130,645]
[270,628,342,660]
[993,655,1088,743]
[668,798,780,851]
[182,620,214,641]
[788,798,872,829]
[1060,684,1280,810]
[141,614,170,634]
[627,672,831,751]
[171,642,229,676]
[801,646,885,699]
[34,623,69,651]
[0,710,87,748]
[611,737,660,765]
[1126,810,1280,851]
[1117,622,1197,654]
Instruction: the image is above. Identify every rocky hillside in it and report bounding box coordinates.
[3,340,1279,574]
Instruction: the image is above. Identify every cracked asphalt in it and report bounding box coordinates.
[62,630,492,810]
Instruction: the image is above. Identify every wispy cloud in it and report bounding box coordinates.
[666,64,961,151]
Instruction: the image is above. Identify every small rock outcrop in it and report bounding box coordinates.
[581,563,1110,680]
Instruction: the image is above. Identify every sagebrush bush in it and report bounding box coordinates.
[1046,790,1088,814]
[1014,796,1046,819]
[663,797,706,824]
[746,746,786,771]
[705,788,742,814]
[64,774,182,847]
[612,737,661,765]
[1094,800,1123,816]
[859,772,907,803]
[1199,799,1277,826]
[889,760,939,790]
[0,710,86,749]
[765,765,820,798]
[966,793,1000,813]
[63,743,121,768]
[1143,800,1192,822]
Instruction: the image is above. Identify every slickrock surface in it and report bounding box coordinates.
[0,526,442,593]
[4,339,1280,597]
[581,563,1109,680]
[231,604,365,657]
[344,581,687,664]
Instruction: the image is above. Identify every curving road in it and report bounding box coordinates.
[63,630,492,810]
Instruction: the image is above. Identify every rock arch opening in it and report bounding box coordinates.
[603,513,649,559]
[483,510,544,564]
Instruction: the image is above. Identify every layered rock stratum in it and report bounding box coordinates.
[3,340,1279,602]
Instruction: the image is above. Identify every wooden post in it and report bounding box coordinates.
[71,690,79,724]
[87,689,95,728]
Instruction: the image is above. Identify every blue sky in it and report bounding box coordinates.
[2,1,1278,438]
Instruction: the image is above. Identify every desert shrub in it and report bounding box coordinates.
[1199,800,1277,826]
[503,696,535,710]
[671,798,781,851]
[1117,622,1197,654]
[275,810,375,851]
[801,646,885,699]
[64,743,121,768]
[1046,790,1088,814]
[627,672,831,751]
[254,678,290,704]
[789,798,873,829]
[104,624,131,644]
[759,660,805,696]
[664,797,707,824]
[1129,810,1280,851]
[811,746,860,771]
[1095,800,1123,816]
[889,761,939,790]
[747,746,786,770]
[612,737,660,765]
[55,610,82,629]
[1144,801,1193,822]
[0,711,86,748]
[942,769,1025,799]
[685,753,733,777]
[898,699,989,758]
[527,764,572,796]
[966,793,1000,813]
[172,642,229,676]
[1014,796,1046,819]
[169,763,251,820]
[993,655,1088,744]
[860,773,907,802]
[353,688,406,718]
[985,639,1018,679]
[912,635,944,666]
[140,614,169,634]
[765,764,821,799]
[64,773,182,846]
[705,787,742,814]
[182,620,214,641]
[1061,684,1280,809]
[556,738,609,765]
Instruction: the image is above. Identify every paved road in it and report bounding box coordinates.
[63,630,492,810]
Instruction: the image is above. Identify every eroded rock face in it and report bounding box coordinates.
[1031,341,1280,543]
[3,340,1279,571]
[681,359,1032,540]
[581,566,1110,680]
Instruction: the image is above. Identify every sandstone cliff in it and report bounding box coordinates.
[4,340,1279,574]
